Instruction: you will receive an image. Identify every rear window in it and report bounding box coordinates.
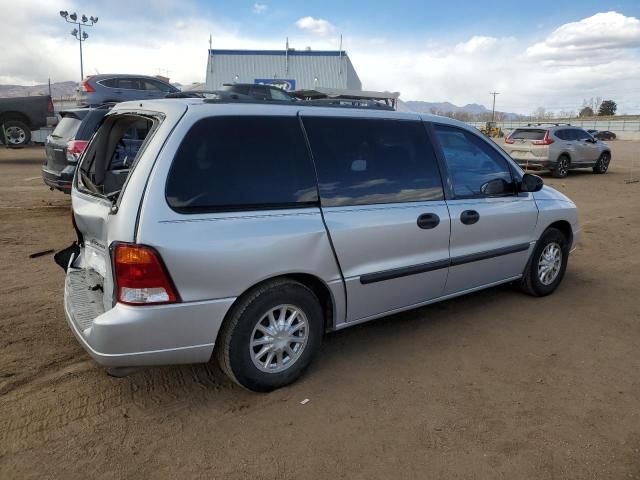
[510,129,546,140]
[165,116,318,212]
[51,115,82,140]
[78,114,155,199]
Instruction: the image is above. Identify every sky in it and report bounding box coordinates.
[1,0,640,114]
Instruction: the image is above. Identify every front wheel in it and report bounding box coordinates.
[592,152,611,174]
[215,279,324,392]
[520,228,569,297]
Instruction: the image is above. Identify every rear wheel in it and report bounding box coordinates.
[551,155,569,178]
[1,119,30,146]
[592,152,611,174]
[520,228,569,297]
[215,279,324,392]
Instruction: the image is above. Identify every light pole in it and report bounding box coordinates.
[59,11,98,82]
[489,91,500,122]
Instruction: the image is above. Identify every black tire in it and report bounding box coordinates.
[1,119,31,146]
[215,279,324,392]
[592,151,611,174]
[551,155,570,178]
[520,228,569,297]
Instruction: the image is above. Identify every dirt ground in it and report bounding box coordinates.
[1,142,639,479]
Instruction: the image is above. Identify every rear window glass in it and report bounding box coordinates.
[52,116,82,139]
[510,129,546,140]
[165,116,318,212]
[302,117,444,206]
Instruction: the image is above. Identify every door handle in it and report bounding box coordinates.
[460,210,480,225]
[417,213,440,230]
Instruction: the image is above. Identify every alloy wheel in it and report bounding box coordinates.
[538,242,562,285]
[249,304,309,373]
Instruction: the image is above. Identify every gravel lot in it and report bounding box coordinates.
[1,142,639,479]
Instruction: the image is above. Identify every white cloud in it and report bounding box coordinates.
[253,3,268,14]
[295,16,336,36]
[527,11,640,62]
[454,36,498,54]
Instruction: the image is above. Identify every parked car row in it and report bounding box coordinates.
[57,97,580,391]
[503,124,612,178]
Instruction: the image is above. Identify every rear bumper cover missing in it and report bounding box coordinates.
[63,267,235,367]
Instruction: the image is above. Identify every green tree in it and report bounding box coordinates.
[598,100,617,116]
[579,106,594,117]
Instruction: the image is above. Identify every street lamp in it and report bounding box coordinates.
[59,10,98,82]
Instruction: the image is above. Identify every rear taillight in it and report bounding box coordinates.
[66,140,89,163]
[113,243,179,305]
[47,98,54,114]
[504,137,515,144]
[82,78,96,93]
[533,131,554,145]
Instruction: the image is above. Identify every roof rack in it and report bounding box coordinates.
[526,122,571,127]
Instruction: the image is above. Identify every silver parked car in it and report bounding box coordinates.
[503,124,612,178]
[60,99,580,391]
[77,74,180,106]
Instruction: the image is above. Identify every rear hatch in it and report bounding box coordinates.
[66,100,188,319]
[504,128,550,159]
[44,111,86,173]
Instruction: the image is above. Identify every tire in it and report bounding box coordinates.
[520,228,569,297]
[551,155,570,178]
[1,119,31,146]
[592,151,611,174]
[215,279,324,392]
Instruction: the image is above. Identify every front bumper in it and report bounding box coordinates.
[63,267,235,367]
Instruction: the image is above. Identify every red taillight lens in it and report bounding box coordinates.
[47,98,54,114]
[82,79,96,93]
[66,140,89,163]
[505,137,515,144]
[533,131,554,145]
[113,244,179,305]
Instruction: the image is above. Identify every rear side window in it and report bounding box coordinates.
[510,129,546,140]
[302,117,444,206]
[555,129,569,141]
[166,116,318,212]
[117,78,143,90]
[98,78,118,88]
[52,115,82,139]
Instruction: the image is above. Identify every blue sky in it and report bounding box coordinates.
[2,0,640,113]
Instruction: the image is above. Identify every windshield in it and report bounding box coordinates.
[509,129,546,140]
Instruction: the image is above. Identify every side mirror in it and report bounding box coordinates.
[520,173,544,192]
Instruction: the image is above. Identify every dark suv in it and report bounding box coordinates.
[221,83,296,102]
[42,106,111,193]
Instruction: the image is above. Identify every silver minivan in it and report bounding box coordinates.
[60,99,580,391]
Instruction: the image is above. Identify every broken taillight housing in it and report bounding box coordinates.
[113,243,179,305]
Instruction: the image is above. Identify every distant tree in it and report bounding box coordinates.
[598,100,617,116]
[579,106,594,117]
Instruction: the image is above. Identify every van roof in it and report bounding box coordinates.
[109,98,471,130]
